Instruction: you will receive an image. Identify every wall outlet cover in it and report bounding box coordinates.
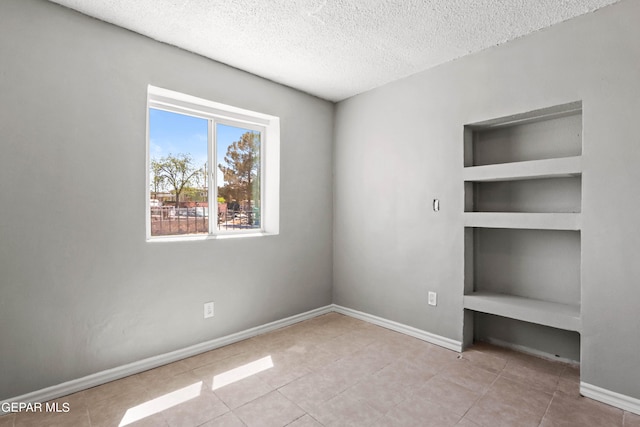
[428,292,437,306]
[204,302,214,318]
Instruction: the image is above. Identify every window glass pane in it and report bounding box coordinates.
[216,123,261,231]
[149,108,209,236]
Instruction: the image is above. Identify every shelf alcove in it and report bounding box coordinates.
[462,101,583,363]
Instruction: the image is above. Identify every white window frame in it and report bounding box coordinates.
[146,85,280,241]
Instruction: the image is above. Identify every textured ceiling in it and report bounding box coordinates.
[48,0,621,102]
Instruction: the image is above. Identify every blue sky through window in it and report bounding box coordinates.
[149,108,256,188]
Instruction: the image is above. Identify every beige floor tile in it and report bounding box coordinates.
[43,390,87,416]
[10,315,627,427]
[460,346,509,373]
[374,360,438,395]
[87,389,164,427]
[252,349,314,388]
[279,372,348,412]
[321,313,367,328]
[306,326,349,343]
[263,332,324,358]
[341,372,408,414]
[259,362,312,390]
[0,414,13,427]
[361,337,415,362]
[182,342,251,370]
[320,316,368,334]
[438,358,499,394]
[119,413,170,426]
[296,346,341,372]
[314,329,377,358]
[200,411,245,427]
[501,360,562,393]
[555,377,581,398]
[416,375,484,416]
[272,339,319,357]
[139,370,202,396]
[401,342,459,372]
[52,390,87,405]
[83,374,149,407]
[162,388,229,427]
[348,343,397,371]
[374,396,461,427]
[456,417,481,426]
[254,332,314,356]
[272,325,339,348]
[232,336,271,352]
[306,391,384,426]
[182,350,225,371]
[192,351,272,389]
[560,364,580,382]
[234,391,305,427]
[136,359,192,384]
[213,374,274,409]
[13,408,90,427]
[506,352,566,376]
[108,373,208,426]
[317,356,380,390]
[418,342,462,361]
[464,376,553,427]
[286,414,323,426]
[304,313,353,332]
[467,341,516,359]
[624,411,640,427]
[540,394,623,427]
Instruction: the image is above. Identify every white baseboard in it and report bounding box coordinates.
[331,304,462,352]
[0,305,333,414]
[581,382,640,415]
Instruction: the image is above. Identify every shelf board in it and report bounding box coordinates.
[464,156,581,182]
[464,212,581,230]
[465,101,582,129]
[463,291,581,332]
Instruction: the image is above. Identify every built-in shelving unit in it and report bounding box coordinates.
[462,102,583,360]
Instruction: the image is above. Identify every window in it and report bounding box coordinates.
[146,86,279,240]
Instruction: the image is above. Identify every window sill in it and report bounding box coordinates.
[147,231,276,243]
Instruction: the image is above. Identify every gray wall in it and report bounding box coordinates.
[334,0,640,400]
[0,0,333,400]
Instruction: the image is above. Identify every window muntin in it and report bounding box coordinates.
[146,86,279,240]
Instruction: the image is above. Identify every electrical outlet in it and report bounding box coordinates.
[204,301,214,318]
[428,292,437,306]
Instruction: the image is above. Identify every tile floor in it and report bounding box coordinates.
[2,313,640,426]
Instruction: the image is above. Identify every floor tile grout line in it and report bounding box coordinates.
[282,412,307,426]
[458,355,506,423]
[538,391,557,426]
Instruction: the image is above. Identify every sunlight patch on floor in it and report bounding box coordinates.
[212,355,273,390]
[119,381,202,426]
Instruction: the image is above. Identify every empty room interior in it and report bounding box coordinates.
[1,0,639,425]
